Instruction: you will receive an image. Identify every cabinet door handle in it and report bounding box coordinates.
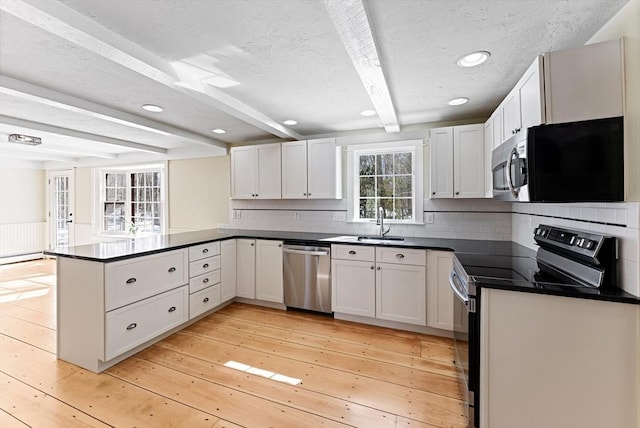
[376,266,381,270]
[202,248,209,254]
[348,250,356,255]
[203,297,210,303]
[396,254,405,259]
[126,277,136,284]
[203,277,209,284]
[126,323,137,330]
[251,243,255,246]
[278,244,282,247]
[307,193,311,196]
[455,191,460,195]
[168,306,176,313]
[168,267,176,273]
[370,265,374,270]
[303,193,307,196]
[432,192,436,195]
[203,263,209,269]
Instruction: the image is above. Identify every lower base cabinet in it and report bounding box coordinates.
[189,284,221,319]
[426,250,464,331]
[331,245,427,326]
[376,262,426,325]
[105,286,188,360]
[236,239,284,303]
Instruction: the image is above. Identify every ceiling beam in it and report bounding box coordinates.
[324,0,400,133]
[0,76,225,150]
[0,0,303,141]
[0,115,168,155]
[0,145,78,163]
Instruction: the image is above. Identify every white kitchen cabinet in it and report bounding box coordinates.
[501,56,545,143]
[230,143,281,199]
[281,138,342,199]
[331,258,376,317]
[426,250,464,331]
[255,239,284,303]
[481,288,638,428]
[220,239,237,303]
[331,245,427,326]
[187,243,221,320]
[493,39,623,146]
[105,285,188,360]
[236,239,256,299]
[235,239,283,303]
[483,120,493,198]
[430,124,485,199]
[376,262,426,325]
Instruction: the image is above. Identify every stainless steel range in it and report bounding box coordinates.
[449,224,619,428]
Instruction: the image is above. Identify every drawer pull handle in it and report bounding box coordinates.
[203,278,209,283]
[203,297,210,303]
[203,263,209,269]
[203,248,209,254]
[168,306,176,313]
[396,254,405,259]
[348,250,356,255]
[126,323,137,330]
[168,267,176,273]
[126,278,136,284]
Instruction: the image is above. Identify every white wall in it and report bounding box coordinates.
[0,167,46,224]
[0,167,47,257]
[168,156,230,232]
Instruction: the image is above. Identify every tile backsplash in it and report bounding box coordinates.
[221,199,639,297]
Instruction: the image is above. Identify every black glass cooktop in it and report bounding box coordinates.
[455,252,639,304]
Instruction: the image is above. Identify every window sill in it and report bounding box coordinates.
[346,220,425,226]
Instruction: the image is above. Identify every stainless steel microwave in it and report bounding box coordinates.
[492,116,624,203]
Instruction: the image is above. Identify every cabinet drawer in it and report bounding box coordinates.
[189,242,220,261]
[105,286,188,360]
[189,255,220,278]
[376,247,426,266]
[189,269,221,294]
[189,284,221,319]
[331,244,375,261]
[105,250,188,311]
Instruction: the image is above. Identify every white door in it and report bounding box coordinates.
[281,141,308,199]
[429,127,454,198]
[49,170,75,248]
[255,240,283,303]
[376,262,426,325]
[235,239,256,299]
[331,258,376,317]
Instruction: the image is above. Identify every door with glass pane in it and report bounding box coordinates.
[49,170,75,248]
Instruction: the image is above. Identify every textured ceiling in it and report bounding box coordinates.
[0,0,629,166]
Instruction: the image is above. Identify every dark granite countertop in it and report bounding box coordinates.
[45,227,639,304]
[44,228,532,262]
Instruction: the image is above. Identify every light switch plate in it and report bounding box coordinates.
[294,211,301,220]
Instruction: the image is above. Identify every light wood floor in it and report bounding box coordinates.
[0,259,466,428]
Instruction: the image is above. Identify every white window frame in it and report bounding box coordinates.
[347,140,424,224]
[96,164,167,237]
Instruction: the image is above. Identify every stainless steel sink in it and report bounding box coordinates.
[319,235,405,244]
[357,235,404,242]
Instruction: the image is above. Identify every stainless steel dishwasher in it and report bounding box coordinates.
[283,244,331,313]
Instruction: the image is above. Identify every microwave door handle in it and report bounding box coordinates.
[506,148,520,199]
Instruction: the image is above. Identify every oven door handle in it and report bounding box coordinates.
[449,270,469,304]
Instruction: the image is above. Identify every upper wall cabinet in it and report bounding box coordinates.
[495,39,624,146]
[230,143,281,199]
[543,39,624,124]
[281,138,342,199]
[430,124,485,199]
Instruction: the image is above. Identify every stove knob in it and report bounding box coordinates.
[584,240,595,250]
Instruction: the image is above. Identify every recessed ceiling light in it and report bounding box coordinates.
[360,109,377,117]
[283,119,298,126]
[212,128,226,134]
[141,104,163,112]
[457,51,491,68]
[447,97,469,106]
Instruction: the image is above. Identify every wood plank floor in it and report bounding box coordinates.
[0,259,466,428]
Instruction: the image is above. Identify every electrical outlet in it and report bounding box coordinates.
[294,211,301,220]
[426,212,434,224]
[233,210,241,219]
[333,212,347,222]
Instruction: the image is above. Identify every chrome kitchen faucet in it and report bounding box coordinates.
[377,206,391,237]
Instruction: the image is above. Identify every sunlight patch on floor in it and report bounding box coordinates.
[224,360,302,385]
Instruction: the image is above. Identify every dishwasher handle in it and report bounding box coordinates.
[283,247,329,257]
